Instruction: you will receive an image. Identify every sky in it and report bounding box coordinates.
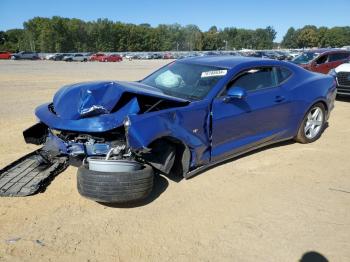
[1,0,349,42]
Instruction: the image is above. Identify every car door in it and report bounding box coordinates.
[311,54,329,73]
[328,52,350,71]
[74,54,82,61]
[211,66,294,161]
[21,52,28,59]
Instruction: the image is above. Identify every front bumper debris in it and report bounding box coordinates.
[0,149,68,196]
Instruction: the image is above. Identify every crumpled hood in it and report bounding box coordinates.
[53,81,188,120]
[35,80,189,132]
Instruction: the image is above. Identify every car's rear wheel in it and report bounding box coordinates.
[295,103,326,144]
[77,164,154,203]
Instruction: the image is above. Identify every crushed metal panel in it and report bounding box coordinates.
[0,150,68,197]
[126,102,212,168]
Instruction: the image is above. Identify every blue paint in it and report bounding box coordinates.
[34,57,336,173]
[36,98,140,132]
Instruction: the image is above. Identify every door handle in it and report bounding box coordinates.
[275,95,285,103]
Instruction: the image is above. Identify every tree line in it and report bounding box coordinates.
[0,17,349,53]
[0,17,276,52]
[282,25,350,48]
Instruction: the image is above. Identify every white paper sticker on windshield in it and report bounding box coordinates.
[201,70,227,78]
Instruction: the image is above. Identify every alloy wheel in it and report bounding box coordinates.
[304,106,324,139]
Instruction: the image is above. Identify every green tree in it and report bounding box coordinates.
[0,31,7,45]
[7,16,350,52]
[281,27,297,48]
[296,27,319,48]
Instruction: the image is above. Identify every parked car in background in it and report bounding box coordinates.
[227,51,241,57]
[163,53,174,59]
[63,53,89,62]
[124,53,141,60]
[90,53,123,62]
[292,49,350,74]
[102,54,122,62]
[48,53,70,61]
[329,61,350,96]
[11,51,39,60]
[275,51,292,60]
[89,53,104,61]
[248,51,277,59]
[45,53,57,60]
[152,53,163,59]
[288,50,301,59]
[0,51,12,59]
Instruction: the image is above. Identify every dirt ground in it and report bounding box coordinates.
[0,60,349,262]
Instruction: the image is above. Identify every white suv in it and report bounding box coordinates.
[329,61,350,96]
[63,53,89,62]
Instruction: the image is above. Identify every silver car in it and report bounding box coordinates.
[63,53,89,62]
[11,51,39,60]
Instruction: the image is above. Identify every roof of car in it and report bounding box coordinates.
[305,48,349,54]
[179,55,277,69]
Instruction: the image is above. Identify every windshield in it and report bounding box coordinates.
[141,61,227,100]
[293,52,318,64]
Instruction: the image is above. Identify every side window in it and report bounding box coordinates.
[329,53,350,62]
[316,55,328,64]
[230,67,278,92]
[277,67,292,84]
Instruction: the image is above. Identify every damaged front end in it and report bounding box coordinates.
[1,80,211,196]
[23,81,199,174]
[24,123,129,167]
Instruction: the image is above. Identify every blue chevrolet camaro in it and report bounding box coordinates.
[1,56,336,202]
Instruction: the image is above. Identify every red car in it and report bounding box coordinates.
[163,53,174,59]
[292,49,350,74]
[90,53,122,62]
[0,51,12,59]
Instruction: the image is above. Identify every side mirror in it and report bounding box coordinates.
[223,86,247,102]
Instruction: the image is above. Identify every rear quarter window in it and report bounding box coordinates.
[277,67,292,84]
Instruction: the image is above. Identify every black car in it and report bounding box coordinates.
[49,53,70,61]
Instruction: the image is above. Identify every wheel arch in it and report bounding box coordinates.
[139,136,191,177]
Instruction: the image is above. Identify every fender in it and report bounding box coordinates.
[126,102,212,168]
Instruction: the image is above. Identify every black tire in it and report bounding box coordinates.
[295,102,326,144]
[77,164,154,203]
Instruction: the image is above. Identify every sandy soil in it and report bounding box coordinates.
[0,60,349,262]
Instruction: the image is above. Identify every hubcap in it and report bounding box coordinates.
[304,106,323,139]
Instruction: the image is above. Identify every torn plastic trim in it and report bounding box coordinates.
[0,149,68,196]
[23,122,48,145]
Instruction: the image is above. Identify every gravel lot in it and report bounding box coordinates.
[0,60,349,262]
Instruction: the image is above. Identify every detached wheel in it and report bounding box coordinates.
[77,164,154,203]
[295,103,326,144]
